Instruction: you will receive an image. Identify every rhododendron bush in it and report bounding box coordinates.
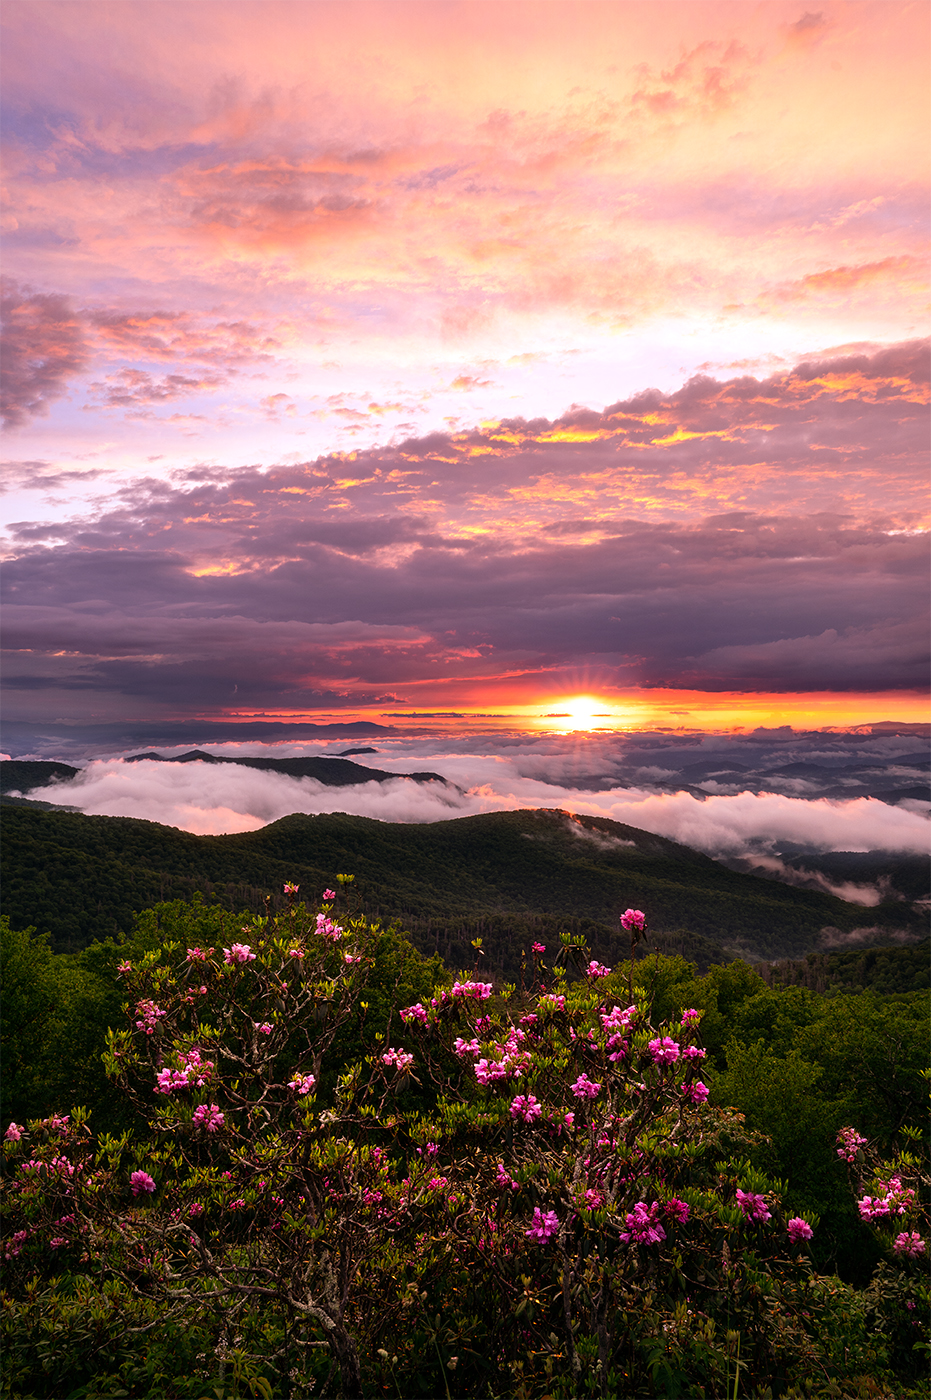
[2,893,928,1399]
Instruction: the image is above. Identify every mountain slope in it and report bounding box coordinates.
[1,805,922,965]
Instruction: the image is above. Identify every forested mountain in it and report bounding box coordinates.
[2,804,923,965]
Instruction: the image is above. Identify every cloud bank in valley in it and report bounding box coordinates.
[21,734,930,875]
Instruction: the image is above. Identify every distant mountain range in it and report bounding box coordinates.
[2,804,924,970]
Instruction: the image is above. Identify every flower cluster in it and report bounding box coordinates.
[620,1200,666,1245]
[450,980,493,1000]
[531,942,546,954]
[130,1170,156,1196]
[836,1126,868,1163]
[787,1217,813,1243]
[322,888,336,900]
[288,1073,316,1095]
[315,914,344,941]
[570,1074,601,1100]
[538,993,566,1012]
[682,1081,709,1104]
[893,1231,926,1258]
[223,944,256,965]
[736,1189,772,1223]
[192,1103,225,1132]
[185,947,211,962]
[620,908,645,932]
[586,961,611,979]
[600,1004,637,1032]
[155,1049,212,1096]
[382,1049,414,1072]
[857,1175,916,1221]
[5,1122,23,1142]
[680,1008,701,1026]
[400,1002,429,1025]
[648,1036,680,1065]
[473,1026,532,1084]
[135,1000,166,1035]
[526,1207,560,1242]
[510,1094,542,1123]
[283,882,300,895]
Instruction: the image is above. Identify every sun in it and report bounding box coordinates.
[565,695,600,723]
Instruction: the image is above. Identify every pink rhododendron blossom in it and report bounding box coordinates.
[130,1171,156,1196]
[428,1177,449,1190]
[315,914,344,941]
[584,1189,604,1209]
[5,1229,29,1259]
[475,1015,492,1033]
[288,947,305,959]
[5,1123,23,1142]
[664,1198,690,1223]
[601,1004,636,1032]
[453,1036,481,1057]
[192,1104,225,1132]
[254,1022,273,1034]
[223,944,255,965]
[450,980,493,1000]
[288,1073,316,1095]
[532,942,546,954]
[283,882,299,895]
[510,1094,542,1123]
[787,1217,813,1243]
[893,1231,926,1258]
[735,1189,771,1223]
[343,953,361,965]
[620,1200,666,1244]
[323,889,336,900]
[228,1198,246,1210]
[587,960,611,979]
[134,999,166,1035]
[682,1044,706,1061]
[538,994,566,1012]
[606,1033,628,1062]
[680,1008,701,1026]
[571,1074,601,1099]
[836,1127,868,1163]
[117,960,132,974]
[857,1176,915,1221]
[185,947,209,962]
[188,1202,204,1218]
[526,1207,560,1242]
[400,1003,429,1025]
[648,1037,680,1065]
[382,1049,414,1072]
[620,909,646,932]
[496,1163,519,1190]
[49,1237,68,1249]
[683,1081,709,1104]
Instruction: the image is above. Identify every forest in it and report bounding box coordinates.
[2,805,926,964]
[1,870,928,1399]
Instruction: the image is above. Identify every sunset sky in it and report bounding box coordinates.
[2,0,928,741]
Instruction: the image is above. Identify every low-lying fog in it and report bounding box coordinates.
[12,729,929,907]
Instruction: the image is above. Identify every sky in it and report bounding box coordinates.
[1,0,929,749]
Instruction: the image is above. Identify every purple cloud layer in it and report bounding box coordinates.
[2,342,927,720]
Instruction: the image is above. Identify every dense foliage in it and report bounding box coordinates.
[1,891,928,1399]
[2,806,923,960]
